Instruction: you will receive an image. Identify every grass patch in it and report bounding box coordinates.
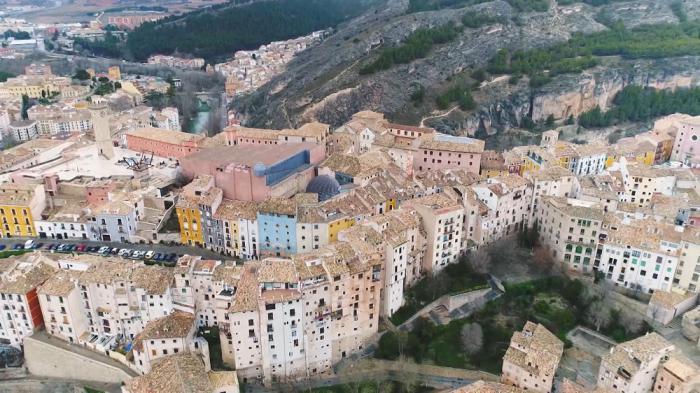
[389,256,489,325]
[84,388,104,393]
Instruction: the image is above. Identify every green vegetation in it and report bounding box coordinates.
[74,31,123,58]
[435,83,475,110]
[579,85,700,128]
[73,69,91,81]
[126,0,377,62]
[3,29,30,40]
[84,387,105,393]
[0,71,14,82]
[94,82,115,96]
[462,11,506,28]
[304,380,434,393]
[0,250,29,259]
[488,20,700,87]
[389,256,489,325]
[359,23,462,75]
[671,1,688,23]
[378,277,650,373]
[406,0,547,13]
[199,326,231,370]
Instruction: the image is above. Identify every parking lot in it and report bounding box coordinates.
[0,238,236,264]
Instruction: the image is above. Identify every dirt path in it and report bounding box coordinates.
[420,106,459,128]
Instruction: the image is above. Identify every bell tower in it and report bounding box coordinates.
[90,103,114,160]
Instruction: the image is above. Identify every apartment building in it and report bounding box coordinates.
[471,174,532,244]
[213,199,259,259]
[525,165,580,220]
[535,197,604,273]
[597,219,681,293]
[0,255,55,348]
[132,310,209,374]
[176,176,223,247]
[8,119,38,142]
[405,192,464,274]
[38,271,88,344]
[0,182,45,238]
[674,227,700,291]
[257,198,300,257]
[653,353,700,393]
[501,321,564,393]
[86,194,142,243]
[618,164,676,207]
[554,141,607,176]
[224,251,381,384]
[597,333,674,393]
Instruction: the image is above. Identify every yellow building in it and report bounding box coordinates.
[606,139,656,168]
[176,204,203,246]
[328,217,355,243]
[108,66,121,81]
[0,183,45,238]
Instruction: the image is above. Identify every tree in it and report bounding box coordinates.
[73,69,91,80]
[545,114,555,128]
[467,248,491,274]
[20,94,29,120]
[586,300,610,331]
[460,323,483,355]
[619,309,645,335]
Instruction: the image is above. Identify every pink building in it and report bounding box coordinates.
[414,134,485,174]
[671,116,700,166]
[126,127,206,160]
[179,143,325,202]
[85,180,116,206]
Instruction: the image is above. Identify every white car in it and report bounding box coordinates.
[98,246,110,254]
[144,250,155,260]
[131,250,145,260]
[118,248,131,257]
[24,240,35,249]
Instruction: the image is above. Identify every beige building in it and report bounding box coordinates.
[653,353,700,393]
[501,321,564,393]
[132,310,209,374]
[646,289,697,326]
[534,196,604,273]
[471,174,533,244]
[38,271,88,344]
[597,333,674,393]
[123,352,238,393]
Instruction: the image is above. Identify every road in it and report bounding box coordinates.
[0,237,236,262]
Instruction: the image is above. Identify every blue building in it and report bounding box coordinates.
[257,199,298,256]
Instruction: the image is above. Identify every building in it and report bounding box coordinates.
[107,66,121,81]
[107,14,165,29]
[132,311,209,374]
[534,197,604,273]
[471,174,532,244]
[451,381,523,392]
[653,353,700,393]
[37,271,88,344]
[125,127,206,159]
[0,182,45,238]
[664,114,700,166]
[501,321,564,393]
[257,198,301,257]
[123,353,239,393]
[646,289,697,325]
[597,333,674,393]
[0,255,55,348]
[175,176,222,247]
[414,134,485,174]
[179,143,324,202]
[404,192,464,274]
[8,119,38,142]
[86,194,142,243]
[597,219,681,293]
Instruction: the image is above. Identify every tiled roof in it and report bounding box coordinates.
[124,353,213,393]
[133,311,195,352]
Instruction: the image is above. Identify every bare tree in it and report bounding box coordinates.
[587,300,611,331]
[619,309,645,335]
[533,245,556,274]
[468,248,492,274]
[460,323,483,355]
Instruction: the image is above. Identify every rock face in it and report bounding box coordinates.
[452,56,700,137]
[233,0,691,143]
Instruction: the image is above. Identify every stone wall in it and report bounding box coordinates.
[24,334,135,384]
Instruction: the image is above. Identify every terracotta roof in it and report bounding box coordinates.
[133,311,195,352]
[450,381,523,393]
[124,353,213,393]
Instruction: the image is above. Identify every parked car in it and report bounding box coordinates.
[166,253,178,262]
[98,246,110,254]
[118,249,130,257]
[14,243,25,250]
[0,244,6,251]
[110,247,119,255]
[75,244,87,252]
[144,250,155,260]
[34,242,44,249]
[24,240,35,250]
[131,250,145,260]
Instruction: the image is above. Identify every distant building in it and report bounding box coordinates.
[125,127,206,159]
[8,119,38,142]
[107,14,165,29]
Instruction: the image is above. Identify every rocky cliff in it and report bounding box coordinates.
[233,0,697,144]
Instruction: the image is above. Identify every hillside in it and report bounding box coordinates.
[233,0,700,147]
[124,0,383,63]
